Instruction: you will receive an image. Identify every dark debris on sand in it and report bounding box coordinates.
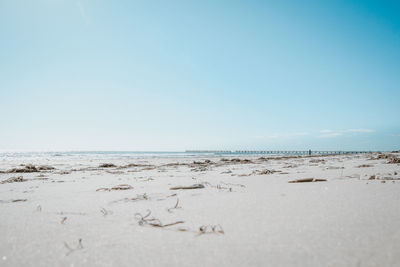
[0,176,27,184]
[170,184,205,190]
[289,178,327,183]
[4,164,55,173]
[99,163,117,168]
[387,157,400,164]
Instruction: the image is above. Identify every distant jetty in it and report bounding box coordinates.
[185,150,374,155]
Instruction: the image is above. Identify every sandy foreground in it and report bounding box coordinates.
[0,153,400,267]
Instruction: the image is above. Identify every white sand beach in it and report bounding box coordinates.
[1,152,400,267]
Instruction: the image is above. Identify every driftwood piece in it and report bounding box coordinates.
[0,199,27,203]
[170,184,205,190]
[288,178,327,183]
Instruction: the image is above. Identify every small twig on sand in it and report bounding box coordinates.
[0,199,27,203]
[167,198,182,213]
[340,162,345,178]
[11,199,27,202]
[134,209,184,228]
[150,220,185,228]
[100,207,112,216]
[61,217,67,224]
[110,193,149,204]
[64,239,83,256]
[134,209,152,225]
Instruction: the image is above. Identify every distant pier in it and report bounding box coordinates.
[185,150,374,155]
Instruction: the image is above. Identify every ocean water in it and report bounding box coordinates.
[0,150,365,163]
[0,151,243,162]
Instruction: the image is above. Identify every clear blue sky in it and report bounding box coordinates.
[0,0,399,151]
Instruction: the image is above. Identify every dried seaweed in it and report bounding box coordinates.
[190,167,208,172]
[357,164,373,168]
[387,157,400,164]
[99,163,117,168]
[379,177,399,181]
[309,159,325,163]
[253,169,278,175]
[7,164,38,173]
[36,174,48,180]
[100,207,113,216]
[220,182,245,188]
[37,165,55,171]
[135,177,154,182]
[5,164,55,173]
[198,224,225,235]
[105,170,125,174]
[0,176,27,184]
[131,193,149,201]
[236,169,278,177]
[370,153,400,164]
[134,210,184,228]
[284,164,298,168]
[191,160,214,166]
[118,163,155,169]
[110,193,150,204]
[219,158,254,165]
[230,158,253,164]
[96,184,133,192]
[370,153,395,160]
[142,167,155,171]
[216,184,228,190]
